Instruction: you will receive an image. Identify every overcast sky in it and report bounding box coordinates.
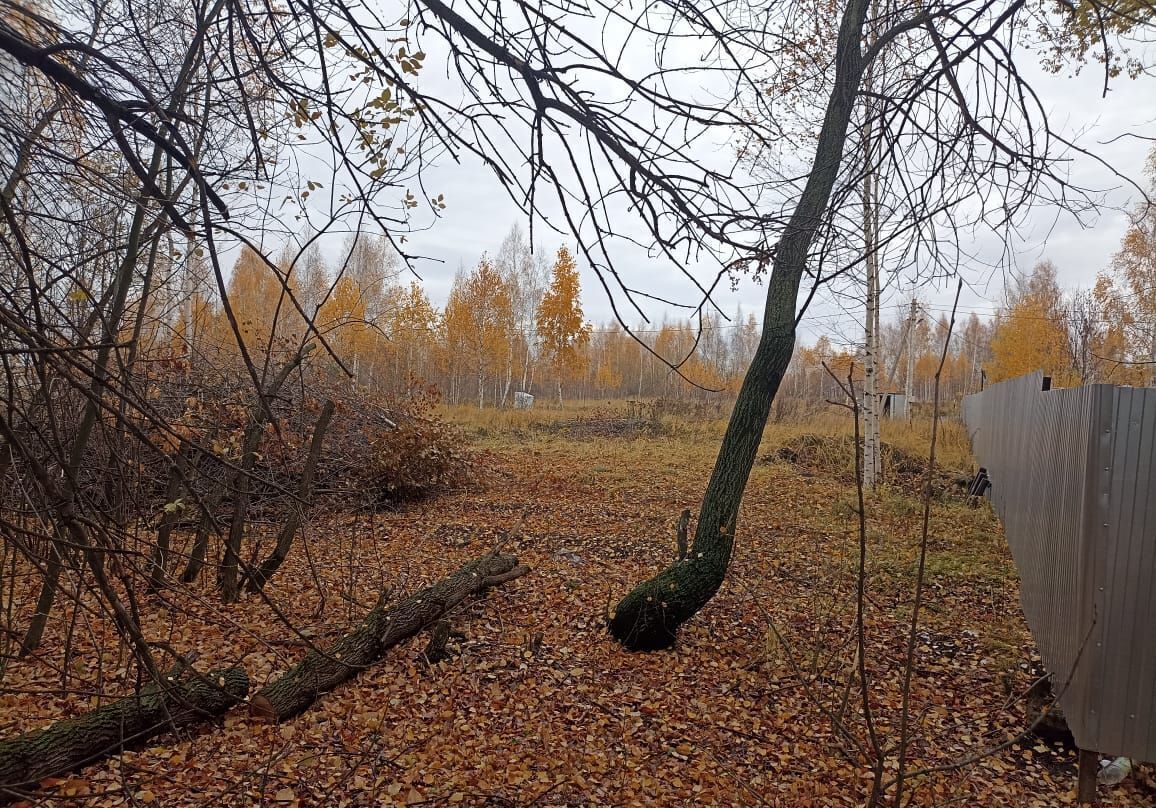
[371,18,1156,349]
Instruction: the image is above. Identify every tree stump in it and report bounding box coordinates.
[676,508,691,561]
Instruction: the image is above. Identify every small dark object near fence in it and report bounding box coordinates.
[967,467,990,502]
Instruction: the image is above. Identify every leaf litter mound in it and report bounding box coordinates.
[767,433,973,499]
[537,408,669,440]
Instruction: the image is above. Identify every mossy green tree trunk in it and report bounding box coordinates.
[0,667,248,793]
[608,0,872,650]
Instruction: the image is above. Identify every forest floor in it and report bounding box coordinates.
[4,407,1155,806]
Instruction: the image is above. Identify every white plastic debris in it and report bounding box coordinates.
[1097,756,1132,786]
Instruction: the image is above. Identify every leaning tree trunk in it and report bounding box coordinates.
[0,667,248,793]
[608,0,872,651]
[250,553,529,722]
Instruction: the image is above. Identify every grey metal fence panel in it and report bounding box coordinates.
[1095,387,1156,756]
[962,375,1156,762]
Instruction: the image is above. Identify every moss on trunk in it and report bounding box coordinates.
[0,667,248,792]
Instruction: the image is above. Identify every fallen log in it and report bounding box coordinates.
[0,667,248,794]
[250,553,529,722]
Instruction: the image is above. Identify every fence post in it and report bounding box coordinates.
[1077,748,1098,804]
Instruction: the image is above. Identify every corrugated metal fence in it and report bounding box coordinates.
[962,372,1156,761]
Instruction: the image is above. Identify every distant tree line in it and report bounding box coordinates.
[164,160,1156,414]
[150,223,765,406]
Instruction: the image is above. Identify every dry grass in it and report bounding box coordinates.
[440,399,730,445]
[446,399,975,476]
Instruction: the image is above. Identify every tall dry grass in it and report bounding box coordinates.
[440,397,976,471]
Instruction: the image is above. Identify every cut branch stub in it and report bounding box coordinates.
[424,620,452,664]
[676,508,691,561]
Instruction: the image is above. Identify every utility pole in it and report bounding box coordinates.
[1149,213,1156,387]
[886,296,916,384]
[884,296,920,417]
[905,298,919,407]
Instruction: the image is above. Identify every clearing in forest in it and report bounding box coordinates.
[3,409,1153,806]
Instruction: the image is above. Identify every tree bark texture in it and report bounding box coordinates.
[148,458,185,593]
[220,354,304,603]
[245,399,335,593]
[249,553,529,722]
[608,0,871,650]
[0,667,248,793]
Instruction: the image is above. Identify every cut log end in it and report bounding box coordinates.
[248,694,276,722]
